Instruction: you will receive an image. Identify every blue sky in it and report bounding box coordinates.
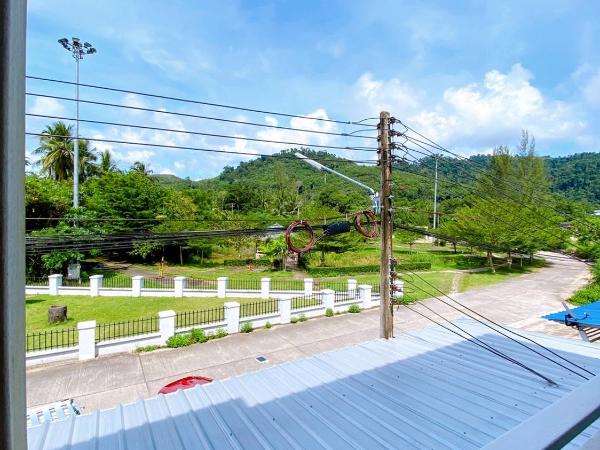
[26,0,600,179]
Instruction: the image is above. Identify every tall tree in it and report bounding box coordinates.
[34,121,97,181]
[130,161,152,176]
[98,150,118,174]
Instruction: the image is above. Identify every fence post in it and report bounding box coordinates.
[174,276,187,298]
[48,274,62,296]
[158,310,176,345]
[359,285,372,309]
[304,278,313,296]
[224,301,240,334]
[261,277,270,299]
[279,297,291,324]
[347,279,357,298]
[217,276,228,298]
[89,275,103,297]
[131,276,144,297]
[77,320,96,360]
[322,289,335,311]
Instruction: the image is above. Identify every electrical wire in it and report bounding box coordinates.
[400,125,598,233]
[396,148,596,266]
[26,75,378,127]
[26,133,380,165]
[400,300,558,385]
[25,97,378,140]
[401,271,595,379]
[26,117,378,152]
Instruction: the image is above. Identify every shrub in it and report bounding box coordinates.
[325,308,334,317]
[166,334,194,348]
[348,304,361,313]
[240,322,253,333]
[214,328,228,339]
[570,284,600,305]
[191,328,208,343]
[290,316,299,324]
[298,314,308,322]
[136,345,159,353]
[264,321,272,329]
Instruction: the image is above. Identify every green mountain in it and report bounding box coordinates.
[151,149,600,224]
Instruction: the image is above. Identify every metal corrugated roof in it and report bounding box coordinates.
[27,319,600,449]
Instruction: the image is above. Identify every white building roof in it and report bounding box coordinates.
[27,319,600,449]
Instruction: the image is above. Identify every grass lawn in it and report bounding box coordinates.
[26,295,266,333]
[458,261,544,292]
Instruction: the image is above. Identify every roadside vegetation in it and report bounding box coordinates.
[25,123,600,332]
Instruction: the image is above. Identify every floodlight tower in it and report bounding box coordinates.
[58,37,97,208]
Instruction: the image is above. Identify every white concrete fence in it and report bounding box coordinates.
[25,284,383,367]
[27,274,370,300]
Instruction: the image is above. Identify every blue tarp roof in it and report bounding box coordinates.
[27,319,600,449]
[544,301,600,327]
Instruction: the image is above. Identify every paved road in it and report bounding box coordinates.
[26,253,591,412]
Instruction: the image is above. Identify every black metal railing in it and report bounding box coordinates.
[25,277,48,287]
[292,294,322,310]
[372,283,381,294]
[144,277,174,289]
[26,328,78,352]
[240,299,279,318]
[271,279,304,291]
[176,306,225,328]
[334,291,357,303]
[95,316,159,342]
[228,279,261,291]
[102,277,133,288]
[186,278,217,290]
[62,277,90,287]
[315,280,347,292]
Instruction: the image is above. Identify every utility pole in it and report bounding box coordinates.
[58,37,97,208]
[378,111,393,339]
[433,155,438,229]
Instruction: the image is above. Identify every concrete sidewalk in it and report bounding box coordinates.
[26,253,592,412]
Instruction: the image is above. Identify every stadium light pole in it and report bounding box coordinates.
[58,37,97,208]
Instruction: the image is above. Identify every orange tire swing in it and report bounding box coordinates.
[353,210,379,238]
[285,220,316,253]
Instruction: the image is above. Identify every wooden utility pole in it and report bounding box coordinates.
[378,111,393,339]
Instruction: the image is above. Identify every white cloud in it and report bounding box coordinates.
[355,64,587,152]
[256,109,338,151]
[354,72,421,116]
[30,97,65,117]
[159,168,176,175]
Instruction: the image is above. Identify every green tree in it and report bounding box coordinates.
[34,121,97,181]
[98,150,118,174]
[130,161,152,175]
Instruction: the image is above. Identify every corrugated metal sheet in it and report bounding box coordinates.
[27,319,600,449]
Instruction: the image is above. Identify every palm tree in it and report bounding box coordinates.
[34,121,97,181]
[130,161,152,176]
[98,150,117,173]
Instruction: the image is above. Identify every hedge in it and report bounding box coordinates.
[223,258,271,267]
[308,262,431,277]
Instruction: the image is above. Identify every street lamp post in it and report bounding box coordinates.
[58,37,96,208]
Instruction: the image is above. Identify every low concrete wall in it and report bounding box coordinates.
[96,333,163,356]
[25,346,79,367]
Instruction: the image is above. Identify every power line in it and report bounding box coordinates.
[401,272,594,379]
[26,75,377,127]
[400,124,598,234]
[26,132,379,162]
[396,148,595,266]
[400,300,558,385]
[26,93,377,140]
[26,116,378,152]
